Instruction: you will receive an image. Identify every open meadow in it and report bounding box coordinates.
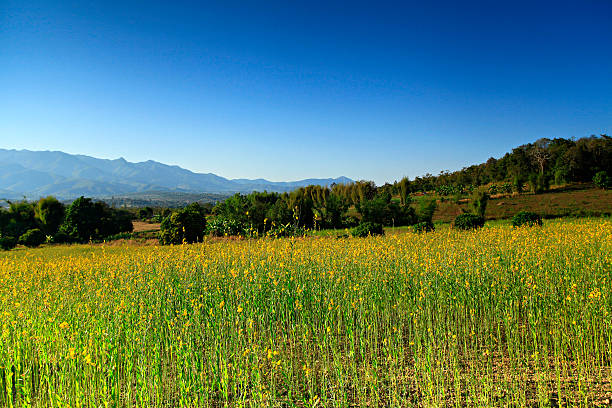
[1,218,611,407]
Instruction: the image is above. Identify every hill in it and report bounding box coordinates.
[0,149,352,199]
[430,183,612,222]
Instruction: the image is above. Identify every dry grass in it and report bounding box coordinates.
[132,221,161,232]
[433,185,612,223]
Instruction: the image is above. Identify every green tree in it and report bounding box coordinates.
[160,203,207,245]
[593,171,611,189]
[470,191,489,218]
[35,196,65,235]
[60,197,133,243]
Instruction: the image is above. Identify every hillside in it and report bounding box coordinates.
[0,149,352,199]
[431,184,612,222]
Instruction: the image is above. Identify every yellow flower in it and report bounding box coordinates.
[59,321,69,330]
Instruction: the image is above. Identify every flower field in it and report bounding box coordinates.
[1,219,611,407]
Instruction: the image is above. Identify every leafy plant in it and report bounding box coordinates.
[512,211,543,227]
[470,191,489,218]
[160,203,207,245]
[412,221,434,233]
[206,217,246,237]
[593,171,611,190]
[19,228,46,248]
[351,222,384,237]
[453,213,485,230]
[0,235,17,250]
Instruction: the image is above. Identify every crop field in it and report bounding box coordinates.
[1,219,611,407]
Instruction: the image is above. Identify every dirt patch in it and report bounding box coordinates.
[132,221,161,232]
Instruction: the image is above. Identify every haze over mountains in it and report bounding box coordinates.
[0,149,352,200]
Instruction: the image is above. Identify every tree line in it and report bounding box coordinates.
[0,196,133,250]
[402,135,611,194]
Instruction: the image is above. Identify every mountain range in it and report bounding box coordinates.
[0,149,352,200]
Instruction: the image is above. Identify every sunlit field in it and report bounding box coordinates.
[1,219,611,407]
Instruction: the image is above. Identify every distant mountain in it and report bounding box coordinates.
[0,149,352,200]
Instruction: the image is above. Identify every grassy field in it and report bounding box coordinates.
[1,218,611,407]
[430,185,612,223]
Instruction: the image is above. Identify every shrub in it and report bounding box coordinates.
[412,221,434,233]
[593,171,611,190]
[206,217,246,237]
[0,236,17,250]
[160,203,207,245]
[51,231,70,244]
[341,215,360,228]
[19,228,46,248]
[453,213,485,230]
[512,211,543,227]
[351,222,384,237]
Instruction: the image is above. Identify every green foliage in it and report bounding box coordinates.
[351,222,384,237]
[19,228,46,248]
[453,213,485,230]
[398,177,411,205]
[593,171,611,189]
[35,196,65,235]
[412,221,434,233]
[160,203,207,245]
[529,173,549,194]
[137,207,154,221]
[266,223,306,238]
[416,199,437,224]
[51,231,70,244]
[554,168,569,185]
[0,201,37,239]
[512,174,524,193]
[0,235,17,250]
[470,191,489,218]
[60,197,133,243]
[511,211,543,227]
[358,192,416,226]
[206,217,247,237]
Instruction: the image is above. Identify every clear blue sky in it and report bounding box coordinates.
[1,1,610,184]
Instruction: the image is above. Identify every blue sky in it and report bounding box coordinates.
[1,1,611,184]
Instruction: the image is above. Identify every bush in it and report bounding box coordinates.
[351,222,384,237]
[412,221,434,233]
[593,171,611,189]
[0,236,17,250]
[512,211,543,227]
[453,213,485,230]
[51,231,70,244]
[206,217,246,237]
[160,203,207,245]
[19,228,46,248]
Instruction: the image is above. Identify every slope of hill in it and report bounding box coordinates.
[0,149,352,199]
[430,184,612,222]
